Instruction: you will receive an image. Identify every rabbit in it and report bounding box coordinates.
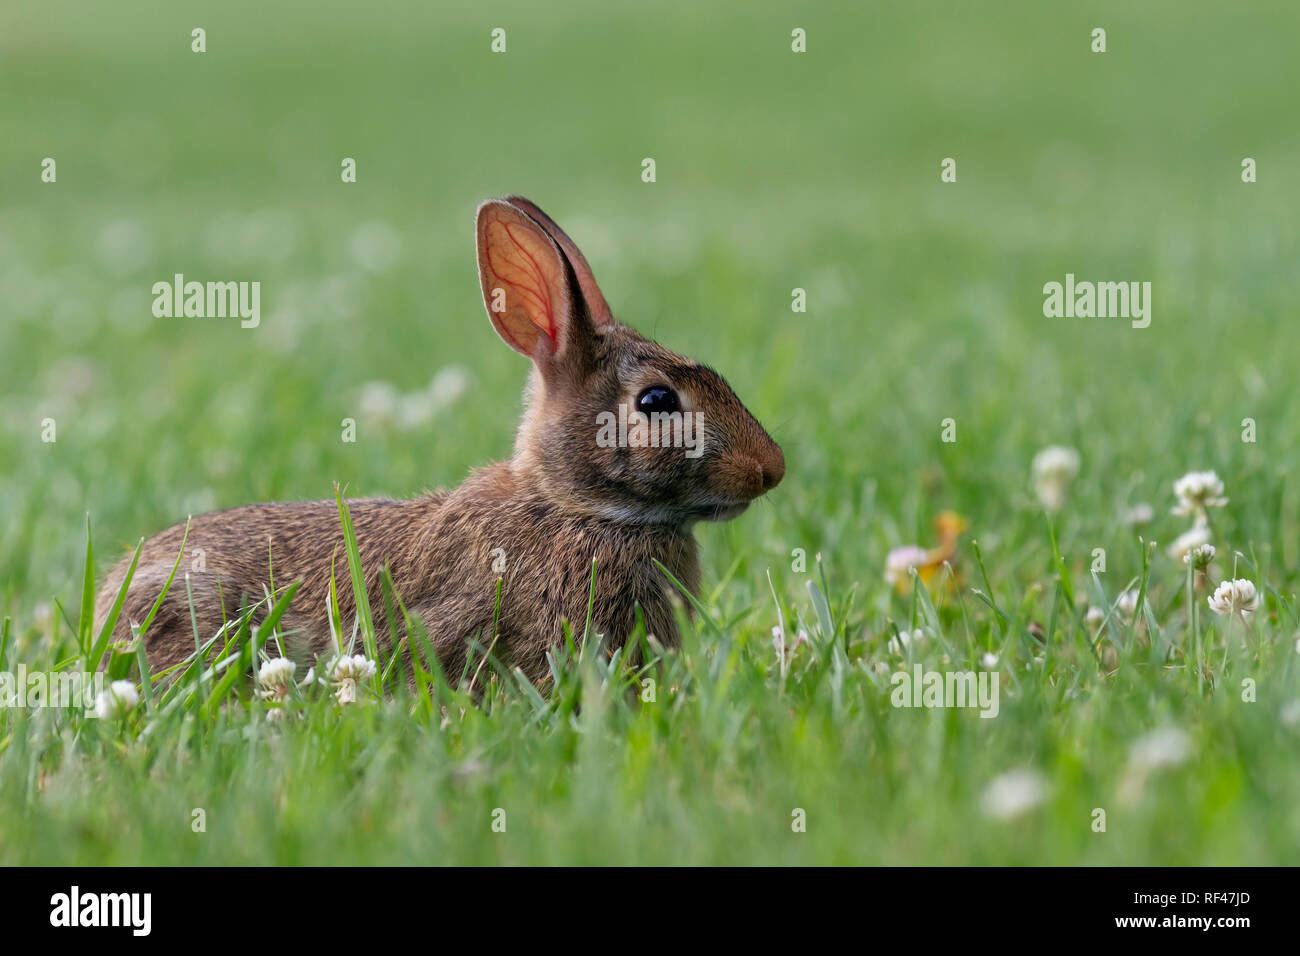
[93,196,785,686]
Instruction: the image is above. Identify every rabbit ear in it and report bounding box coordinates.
[502,196,613,327]
[476,199,593,370]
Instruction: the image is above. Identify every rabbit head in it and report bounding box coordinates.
[476,196,784,527]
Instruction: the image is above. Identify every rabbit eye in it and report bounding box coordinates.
[636,385,679,415]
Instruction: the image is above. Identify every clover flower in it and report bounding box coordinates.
[1208,579,1259,621]
[329,653,377,704]
[1118,726,1193,805]
[1116,589,1140,624]
[1172,470,1227,525]
[981,769,1048,821]
[94,680,139,719]
[771,626,809,665]
[1129,727,1192,771]
[884,546,930,590]
[1166,525,1211,562]
[1031,446,1080,511]
[887,628,925,656]
[257,657,297,702]
[1123,503,1154,526]
[1281,701,1300,728]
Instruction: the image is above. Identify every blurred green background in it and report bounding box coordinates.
[2,1,1299,864]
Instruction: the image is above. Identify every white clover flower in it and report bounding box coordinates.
[1084,605,1105,628]
[1166,525,1211,562]
[328,653,377,704]
[884,546,930,588]
[1172,470,1227,523]
[1208,579,1259,621]
[981,652,999,669]
[1119,727,1193,805]
[772,626,808,664]
[427,365,471,410]
[359,367,469,434]
[94,680,139,719]
[336,679,360,705]
[330,653,377,681]
[396,391,438,431]
[1123,503,1155,526]
[1281,701,1300,728]
[981,769,1048,821]
[1031,446,1080,512]
[1129,727,1191,771]
[257,657,297,701]
[887,628,925,655]
[1116,589,1140,624]
[357,381,399,422]
[1183,543,1216,570]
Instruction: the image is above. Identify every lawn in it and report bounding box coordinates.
[1,0,1298,864]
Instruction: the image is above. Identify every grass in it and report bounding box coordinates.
[2,0,1299,864]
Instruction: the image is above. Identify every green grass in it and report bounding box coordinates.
[2,0,1299,864]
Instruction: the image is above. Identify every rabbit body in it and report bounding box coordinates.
[96,469,697,683]
[94,197,781,685]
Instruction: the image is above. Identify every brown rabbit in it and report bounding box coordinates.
[94,197,784,685]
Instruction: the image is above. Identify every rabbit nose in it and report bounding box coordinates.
[758,445,785,492]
